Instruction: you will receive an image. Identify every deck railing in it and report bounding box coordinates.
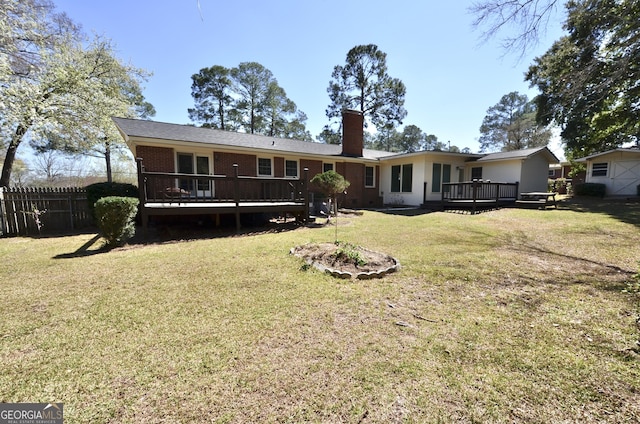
[137,159,308,204]
[442,180,519,213]
[136,158,309,232]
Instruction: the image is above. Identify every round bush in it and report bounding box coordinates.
[94,196,139,247]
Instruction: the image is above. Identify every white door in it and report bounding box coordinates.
[611,161,640,195]
[195,156,212,197]
[177,153,212,197]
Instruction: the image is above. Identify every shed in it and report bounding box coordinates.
[577,148,640,196]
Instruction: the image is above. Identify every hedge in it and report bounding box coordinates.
[86,182,139,219]
[574,182,606,198]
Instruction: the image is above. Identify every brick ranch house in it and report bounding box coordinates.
[113,110,558,214]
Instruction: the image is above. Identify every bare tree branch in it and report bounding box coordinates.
[469,0,562,58]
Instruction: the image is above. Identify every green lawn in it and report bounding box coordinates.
[1,198,639,423]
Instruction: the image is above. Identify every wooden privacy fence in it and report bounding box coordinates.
[0,187,93,236]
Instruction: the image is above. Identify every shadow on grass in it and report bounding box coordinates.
[52,234,106,259]
[127,218,310,246]
[373,207,434,217]
[561,196,640,227]
[50,217,314,258]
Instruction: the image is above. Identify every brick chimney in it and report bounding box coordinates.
[341,109,364,157]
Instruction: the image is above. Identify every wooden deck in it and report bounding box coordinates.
[441,181,519,214]
[136,159,309,236]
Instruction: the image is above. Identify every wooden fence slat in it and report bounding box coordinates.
[0,187,94,236]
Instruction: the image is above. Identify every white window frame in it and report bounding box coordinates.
[257,157,273,177]
[285,159,299,178]
[175,152,213,196]
[323,162,334,173]
[365,166,375,188]
[591,162,608,177]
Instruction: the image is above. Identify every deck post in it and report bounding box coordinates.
[233,164,241,232]
[136,158,149,239]
[472,179,478,214]
[302,168,309,223]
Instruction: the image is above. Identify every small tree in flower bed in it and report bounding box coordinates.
[310,170,350,243]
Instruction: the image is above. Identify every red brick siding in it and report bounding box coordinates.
[342,110,364,157]
[301,159,323,179]
[214,152,256,176]
[307,160,382,208]
[136,145,174,172]
[274,157,284,178]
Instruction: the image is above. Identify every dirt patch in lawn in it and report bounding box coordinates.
[291,242,400,279]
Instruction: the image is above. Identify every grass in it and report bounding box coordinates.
[1,198,640,423]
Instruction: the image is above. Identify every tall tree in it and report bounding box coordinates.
[26,37,155,183]
[188,65,233,130]
[0,1,154,186]
[326,44,407,132]
[263,81,312,140]
[230,62,274,134]
[398,125,425,153]
[424,134,446,151]
[472,0,640,156]
[527,0,640,156]
[479,91,552,152]
[191,62,310,139]
[317,125,342,145]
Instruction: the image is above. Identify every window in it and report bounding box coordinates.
[365,166,375,188]
[432,163,452,193]
[391,164,413,193]
[285,160,298,178]
[592,162,608,177]
[258,158,272,176]
[323,163,334,172]
[432,164,441,193]
[402,164,413,192]
[391,165,401,192]
[177,153,194,191]
[471,167,483,180]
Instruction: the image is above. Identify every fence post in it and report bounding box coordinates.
[136,158,149,239]
[0,188,6,236]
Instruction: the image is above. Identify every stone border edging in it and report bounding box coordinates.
[290,246,401,280]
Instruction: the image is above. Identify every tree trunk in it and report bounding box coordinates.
[104,139,113,183]
[218,98,225,131]
[0,123,28,188]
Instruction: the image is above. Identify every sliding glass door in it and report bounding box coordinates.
[177,153,212,197]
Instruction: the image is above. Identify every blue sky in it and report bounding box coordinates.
[54,0,565,155]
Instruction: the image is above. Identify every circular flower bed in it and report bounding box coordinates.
[291,242,400,279]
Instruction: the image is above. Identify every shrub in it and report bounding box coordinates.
[574,182,606,198]
[310,170,350,242]
[94,196,139,247]
[86,182,139,219]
